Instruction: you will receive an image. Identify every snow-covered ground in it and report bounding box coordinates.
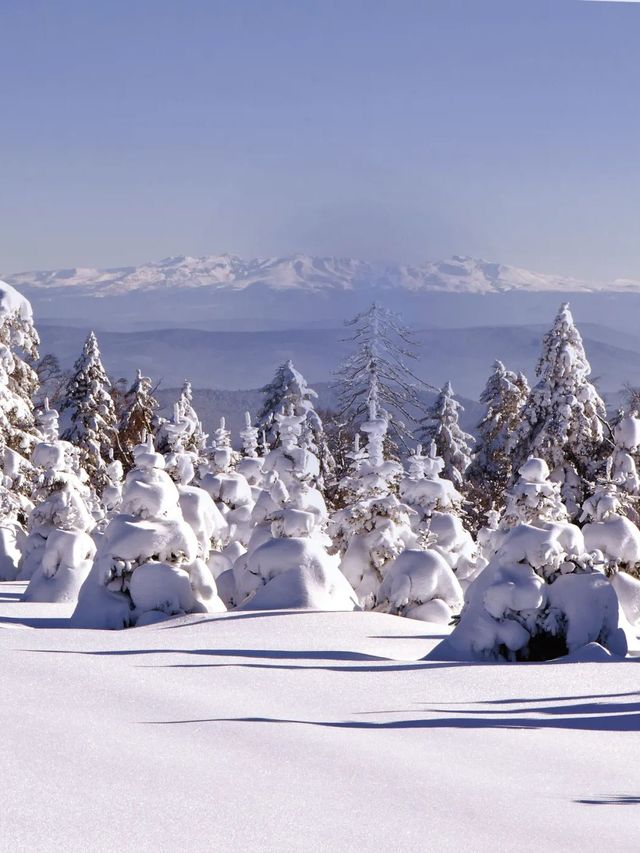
[1,582,638,853]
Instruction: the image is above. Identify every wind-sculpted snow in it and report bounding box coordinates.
[0,601,639,852]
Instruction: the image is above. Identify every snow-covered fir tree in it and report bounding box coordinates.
[21,401,96,602]
[72,435,226,628]
[0,282,42,504]
[398,441,478,590]
[446,456,627,661]
[116,369,158,468]
[60,331,118,493]
[509,303,608,516]
[256,360,334,487]
[329,400,415,608]
[467,361,529,522]
[335,302,427,453]
[416,382,474,489]
[231,408,357,611]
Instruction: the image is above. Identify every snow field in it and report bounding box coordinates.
[1,589,639,853]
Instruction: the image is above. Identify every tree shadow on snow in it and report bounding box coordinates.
[146,708,640,732]
[575,795,640,806]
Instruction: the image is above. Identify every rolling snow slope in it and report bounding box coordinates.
[0,583,639,853]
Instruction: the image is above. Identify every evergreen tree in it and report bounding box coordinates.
[416,382,474,489]
[117,369,158,468]
[509,303,608,515]
[177,380,207,454]
[0,303,41,460]
[60,331,118,493]
[467,361,529,521]
[257,360,334,487]
[334,302,428,451]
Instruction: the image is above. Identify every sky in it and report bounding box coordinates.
[1,0,639,280]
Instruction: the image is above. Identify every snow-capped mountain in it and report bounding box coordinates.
[5,253,636,296]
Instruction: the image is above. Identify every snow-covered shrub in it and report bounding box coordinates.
[376,548,464,623]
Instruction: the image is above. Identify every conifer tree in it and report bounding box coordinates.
[467,361,529,521]
[60,331,118,493]
[416,382,474,489]
[334,302,427,451]
[257,360,334,486]
[117,369,158,467]
[509,303,608,514]
[177,380,207,454]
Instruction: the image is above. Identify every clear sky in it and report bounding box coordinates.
[1,0,639,279]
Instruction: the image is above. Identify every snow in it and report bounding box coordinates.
[5,254,630,297]
[0,589,639,852]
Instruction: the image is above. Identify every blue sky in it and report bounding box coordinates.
[1,0,639,279]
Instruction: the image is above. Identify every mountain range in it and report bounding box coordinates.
[6,253,640,297]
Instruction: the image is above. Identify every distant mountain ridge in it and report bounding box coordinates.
[6,253,640,296]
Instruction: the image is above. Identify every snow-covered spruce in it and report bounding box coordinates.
[0,280,42,506]
[236,411,266,490]
[467,360,529,522]
[580,481,640,628]
[230,410,357,611]
[335,301,426,454]
[116,369,158,469]
[60,331,118,494]
[257,360,334,487]
[398,442,478,590]
[416,382,474,490]
[444,458,627,661]
[329,402,416,608]
[609,411,640,499]
[21,402,97,602]
[509,303,608,517]
[72,436,225,628]
[155,380,207,458]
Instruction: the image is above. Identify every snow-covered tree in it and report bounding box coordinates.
[60,331,118,493]
[398,441,478,590]
[467,361,529,520]
[0,282,42,502]
[446,456,627,661]
[230,409,356,612]
[334,302,428,452]
[416,382,474,489]
[257,360,334,486]
[116,369,158,468]
[329,401,415,608]
[72,436,225,628]
[509,303,608,516]
[21,401,96,602]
